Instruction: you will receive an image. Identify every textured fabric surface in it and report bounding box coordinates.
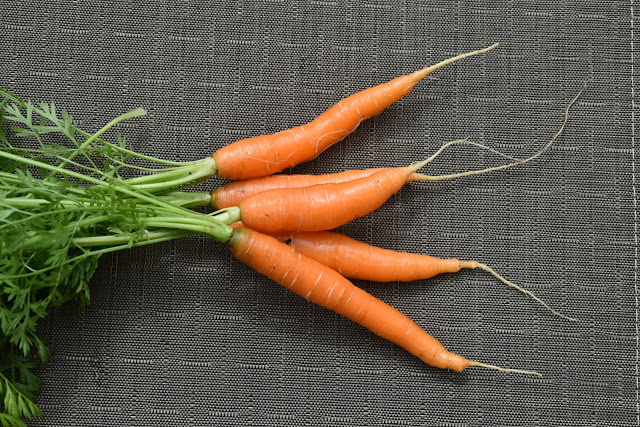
[1,1,636,426]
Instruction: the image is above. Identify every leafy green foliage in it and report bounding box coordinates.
[1,100,133,179]
[0,86,232,423]
[0,337,42,425]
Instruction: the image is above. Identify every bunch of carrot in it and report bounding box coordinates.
[2,43,580,380]
[0,42,588,426]
[196,43,582,376]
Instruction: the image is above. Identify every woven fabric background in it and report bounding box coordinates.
[1,1,636,426]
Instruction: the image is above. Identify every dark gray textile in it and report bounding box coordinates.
[2,1,637,426]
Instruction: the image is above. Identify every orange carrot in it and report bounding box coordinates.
[285,231,575,321]
[236,152,523,234]
[211,44,499,180]
[287,230,460,281]
[238,166,416,233]
[211,168,427,210]
[228,227,540,375]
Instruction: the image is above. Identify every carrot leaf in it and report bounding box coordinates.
[0,89,237,423]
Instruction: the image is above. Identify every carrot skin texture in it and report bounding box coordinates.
[228,228,473,371]
[212,76,417,180]
[211,169,424,210]
[287,231,461,282]
[239,167,411,233]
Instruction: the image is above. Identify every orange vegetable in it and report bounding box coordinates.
[235,145,518,234]
[239,165,416,233]
[211,44,499,180]
[228,227,540,375]
[211,168,427,210]
[285,231,575,320]
[211,136,529,209]
[287,230,461,281]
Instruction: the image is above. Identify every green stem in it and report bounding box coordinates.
[0,86,26,106]
[1,214,114,251]
[3,230,197,281]
[126,158,217,192]
[99,156,193,172]
[72,230,188,247]
[1,150,113,187]
[0,172,85,196]
[144,215,220,226]
[0,173,87,198]
[0,150,198,216]
[143,211,234,241]
[0,206,108,230]
[159,191,212,207]
[2,197,82,209]
[124,161,206,185]
[59,107,147,168]
[142,221,219,235]
[9,215,110,252]
[125,167,197,185]
[74,129,196,166]
[71,210,240,247]
[0,199,180,223]
[77,230,196,254]
[210,207,241,225]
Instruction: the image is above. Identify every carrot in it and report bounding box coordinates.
[211,168,422,210]
[211,44,499,180]
[284,231,575,321]
[236,85,583,234]
[210,139,519,209]
[228,227,541,375]
[232,140,471,233]
[238,165,423,232]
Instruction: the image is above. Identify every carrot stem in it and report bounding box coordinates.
[124,161,209,185]
[58,107,147,168]
[159,191,212,207]
[72,230,189,247]
[125,158,217,192]
[208,206,241,224]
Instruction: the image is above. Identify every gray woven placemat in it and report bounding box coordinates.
[2,1,636,426]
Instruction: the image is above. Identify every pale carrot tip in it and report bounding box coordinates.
[460,260,576,322]
[411,43,500,82]
[407,83,584,182]
[408,139,470,172]
[407,172,430,182]
[470,361,542,377]
[406,138,523,176]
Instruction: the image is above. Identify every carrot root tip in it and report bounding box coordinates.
[460,260,577,322]
[411,43,500,83]
[412,83,586,182]
[469,361,542,377]
[408,138,525,177]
